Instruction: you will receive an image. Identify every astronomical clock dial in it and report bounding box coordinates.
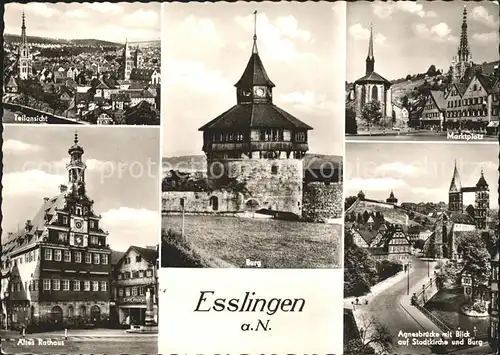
[72,217,87,233]
[254,87,265,97]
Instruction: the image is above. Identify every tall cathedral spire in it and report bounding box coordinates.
[458,5,470,62]
[449,160,462,192]
[366,23,375,74]
[21,11,27,45]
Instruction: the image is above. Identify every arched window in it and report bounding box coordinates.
[361,85,367,103]
[371,85,379,101]
[68,305,74,318]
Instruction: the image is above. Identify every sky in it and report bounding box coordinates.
[3,2,161,42]
[347,1,500,82]
[345,142,499,209]
[162,1,346,157]
[2,126,161,252]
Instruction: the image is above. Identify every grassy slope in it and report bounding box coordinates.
[161,229,234,268]
[391,78,427,103]
[163,215,342,268]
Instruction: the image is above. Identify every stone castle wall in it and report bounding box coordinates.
[162,191,244,213]
[207,158,303,215]
[302,182,343,222]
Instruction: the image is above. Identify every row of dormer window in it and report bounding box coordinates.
[117,269,154,280]
[10,279,108,292]
[44,248,109,264]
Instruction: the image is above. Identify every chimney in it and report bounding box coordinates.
[43,197,50,203]
[59,184,68,193]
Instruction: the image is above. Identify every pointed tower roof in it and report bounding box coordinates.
[21,11,27,45]
[235,11,275,88]
[458,5,470,62]
[367,23,374,60]
[449,160,462,192]
[476,168,488,188]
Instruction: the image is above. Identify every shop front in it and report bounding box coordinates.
[117,295,157,326]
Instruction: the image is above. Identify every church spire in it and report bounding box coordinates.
[21,11,27,45]
[366,23,375,74]
[458,5,470,62]
[252,10,258,54]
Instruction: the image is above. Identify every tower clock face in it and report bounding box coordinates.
[242,89,251,97]
[255,88,265,97]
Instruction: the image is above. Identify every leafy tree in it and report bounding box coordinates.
[345,105,358,134]
[346,316,393,354]
[426,64,437,77]
[361,100,382,132]
[344,229,378,297]
[435,260,462,289]
[457,232,491,300]
[356,213,363,224]
[405,74,412,81]
[413,238,426,250]
[425,233,438,259]
[345,196,358,211]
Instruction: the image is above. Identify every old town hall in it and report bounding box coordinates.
[1,133,112,328]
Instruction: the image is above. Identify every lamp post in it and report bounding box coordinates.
[180,198,185,239]
[407,261,412,295]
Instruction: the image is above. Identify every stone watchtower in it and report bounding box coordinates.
[474,169,489,229]
[386,190,398,205]
[198,11,313,216]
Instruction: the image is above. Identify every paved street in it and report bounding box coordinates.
[353,256,442,355]
[0,328,158,354]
